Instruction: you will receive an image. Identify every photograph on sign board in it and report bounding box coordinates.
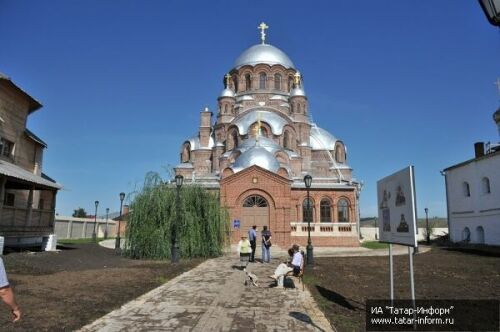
[377,166,418,247]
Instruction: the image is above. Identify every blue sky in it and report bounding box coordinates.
[1,0,499,217]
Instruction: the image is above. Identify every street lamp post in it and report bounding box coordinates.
[92,200,99,242]
[478,0,500,26]
[304,175,313,266]
[172,175,184,263]
[425,207,430,245]
[104,208,109,239]
[115,192,125,250]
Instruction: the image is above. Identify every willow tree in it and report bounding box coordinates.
[124,172,230,259]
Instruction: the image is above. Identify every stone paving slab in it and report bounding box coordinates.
[79,254,334,332]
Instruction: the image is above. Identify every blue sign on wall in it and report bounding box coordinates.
[233,219,240,229]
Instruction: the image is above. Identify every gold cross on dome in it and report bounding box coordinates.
[224,73,231,88]
[255,112,262,145]
[258,22,269,44]
[293,71,301,86]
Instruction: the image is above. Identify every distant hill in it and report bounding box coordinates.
[360,217,447,228]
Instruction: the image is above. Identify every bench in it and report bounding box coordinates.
[285,251,305,291]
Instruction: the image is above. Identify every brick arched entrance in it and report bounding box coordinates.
[241,194,269,234]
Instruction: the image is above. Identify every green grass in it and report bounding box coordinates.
[58,237,113,245]
[361,241,389,249]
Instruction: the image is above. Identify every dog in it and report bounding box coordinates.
[243,268,259,287]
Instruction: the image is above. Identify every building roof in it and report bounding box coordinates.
[310,124,338,150]
[0,72,42,113]
[443,149,500,172]
[231,146,280,173]
[233,44,295,69]
[0,159,62,189]
[234,109,291,136]
[25,129,47,148]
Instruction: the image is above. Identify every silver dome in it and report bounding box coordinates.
[233,44,295,69]
[237,136,283,154]
[231,146,280,173]
[290,86,306,97]
[234,109,291,136]
[310,125,337,151]
[185,134,214,151]
[219,88,235,98]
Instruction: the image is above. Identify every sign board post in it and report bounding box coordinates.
[377,166,418,305]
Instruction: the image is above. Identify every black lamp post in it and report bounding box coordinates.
[172,175,184,263]
[115,192,125,250]
[92,200,99,242]
[304,175,314,266]
[425,207,430,245]
[104,208,109,239]
[478,0,500,26]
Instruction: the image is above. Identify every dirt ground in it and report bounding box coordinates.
[305,245,500,332]
[0,244,204,332]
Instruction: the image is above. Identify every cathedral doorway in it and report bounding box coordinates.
[241,195,269,235]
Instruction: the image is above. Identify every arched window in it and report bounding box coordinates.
[288,76,293,91]
[181,144,191,163]
[482,177,491,194]
[259,72,267,89]
[302,198,314,223]
[335,145,344,163]
[232,75,238,92]
[245,74,251,91]
[476,226,484,244]
[243,195,268,207]
[274,73,282,90]
[224,104,228,114]
[463,182,470,197]
[283,131,290,149]
[227,130,238,150]
[462,227,470,242]
[337,199,349,222]
[320,199,332,223]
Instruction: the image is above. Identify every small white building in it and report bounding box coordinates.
[443,108,500,245]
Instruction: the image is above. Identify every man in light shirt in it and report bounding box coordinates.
[0,257,21,322]
[248,225,257,262]
[269,245,303,288]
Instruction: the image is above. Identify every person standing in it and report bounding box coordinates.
[261,225,272,263]
[248,225,257,262]
[237,235,252,268]
[0,257,21,322]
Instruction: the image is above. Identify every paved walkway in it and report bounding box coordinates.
[79,253,334,332]
[88,242,428,331]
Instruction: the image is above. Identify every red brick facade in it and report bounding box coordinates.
[175,29,361,247]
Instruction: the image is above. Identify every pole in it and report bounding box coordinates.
[92,203,98,242]
[104,208,109,239]
[389,243,394,304]
[306,187,314,265]
[171,186,180,263]
[409,246,416,307]
[425,209,429,245]
[115,200,123,250]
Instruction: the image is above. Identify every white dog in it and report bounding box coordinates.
[243,268,259,287]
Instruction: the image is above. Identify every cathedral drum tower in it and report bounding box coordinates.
[175,23,361,247]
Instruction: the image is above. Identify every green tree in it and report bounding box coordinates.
[124,172,230,260]
[72,207,88,218]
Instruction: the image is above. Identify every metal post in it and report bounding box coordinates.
[425,208,429,245]
[104,208,109,239]
[306,187,314,265]
[409,246,416,308]
[92,201,99,242]
[171,176,183,262]
[115,193,125,250]
[389,243,394,303]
